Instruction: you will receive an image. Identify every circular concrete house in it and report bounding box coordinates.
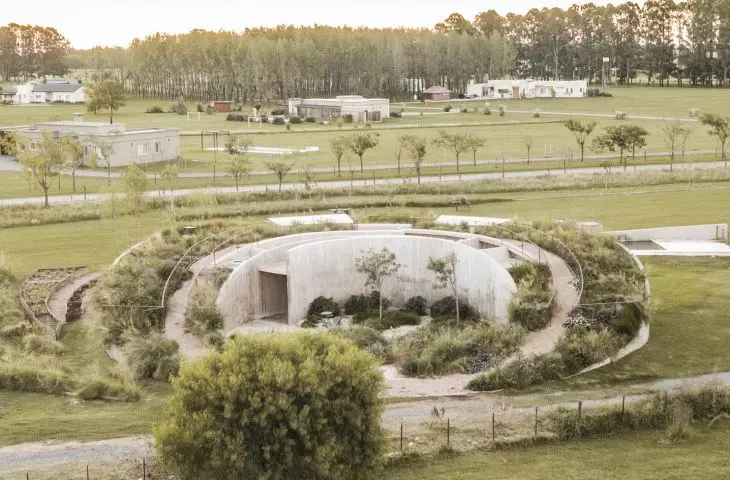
[216,227,526,331]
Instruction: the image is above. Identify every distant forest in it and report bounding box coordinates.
[1,0,729,101]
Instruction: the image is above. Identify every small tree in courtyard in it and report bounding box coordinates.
[700,113,729,165]
[465,133,486,166]
[661,121,693,171]
[160,164,179,195]
[154,332,385,480]
[265,160,294,191]
[87,79,126,124]
[592,124,648,169]
[523,134,534,164]
[18,132,64,208]
[61,136,85,193]
[348,133,379,172]
[427,253,460,323]
[355,247,401,319]
[403,135,427,184]
[563,119,597,163]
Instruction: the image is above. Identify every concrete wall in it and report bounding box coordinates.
[607,224,729,242]
[286,235,516,325]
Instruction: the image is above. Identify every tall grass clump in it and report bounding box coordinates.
[0,354,71,394]
[77,368,143,402]
[332,326,390,361]
[123,331,181,381]
[508,263,555,331]
[392,322,524,377]
[185,279,224,336]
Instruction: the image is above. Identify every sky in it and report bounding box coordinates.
[5,0,629,49]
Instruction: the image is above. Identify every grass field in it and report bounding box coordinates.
[2,87,729,175]
[385,420,730,480]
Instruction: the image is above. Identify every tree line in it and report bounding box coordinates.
[0,23,70,81]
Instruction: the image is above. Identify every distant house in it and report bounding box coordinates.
[212,101,234,113]
[288,95,389,122]
[1,88,16,103]
[17,114,179,167]
[5,79,86,104]
[422,86,451,102]
[466,79,588,99]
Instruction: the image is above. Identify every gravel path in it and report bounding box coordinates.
[164,245,242,360]
[46,272,100,326]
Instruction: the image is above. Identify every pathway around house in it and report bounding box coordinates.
[4,370,730,474]
[163,244,242,360]
[46,271,100,326]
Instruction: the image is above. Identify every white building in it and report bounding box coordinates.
[466,79,588,99]
[288,95,390,122]
[17,114,179,167]
[2,79,86,104]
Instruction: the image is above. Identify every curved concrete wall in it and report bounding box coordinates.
[286,235,516,324]
[218,230,411,330]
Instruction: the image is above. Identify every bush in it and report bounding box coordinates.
[272,117,286,125]
[363,310,421,331]
[23,333,62,355]
[171,99,188,115]
[508,263,554,331]
[443,106,452,112]
[305,116,317,123]
[555,327,622,372]
[271,109,287,116]
[344,291,389,319]
[342,114,354,123]
[226,113,246,122]
[467,352,565,390]
[196,104,204,113]
[289,116,302,124]
[390,112,402,118]
[307,296,341,317]
[403,296,427,316]
[205,331,225,351]
[484,107,491,115]
[430,296,478,322]
[123,332,181,381]
[460,108,468,113]
[154,332,385,480]
[0,321,30,340]
[146,105,164,114]
[498,106,505,117]
[333,326,389,361]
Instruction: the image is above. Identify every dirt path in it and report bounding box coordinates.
[4,371,730,474]
[46,272,100,325]
[164,245,242,360]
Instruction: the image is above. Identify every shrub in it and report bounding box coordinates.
[171,99,188,115]
[77,371,142,402]
[363,310,421,330]
[0,321,30,340]
[460,108,468,113]
[430,296,478,322]
[344,291,389,319]
[272,117,286,125]
[205,331,225,351]
[146,105,164,114]
[508,263,554,331]
[305,116,317,123]
[403,296,427,316]
[123,332,181,381]
[289,116,302,124]
[206,105,214,115]
[555,327,622,371]
[333,326,389,361]
[154,332,385,480]
[271,109,287,116]
[484,107,491,115]
[260,116,269,123]
[342,114,354,123]
[467,352,565,390]
[533,109,541,118]
[307,296,341,317]
[226,113,246,122]
[196,104,204,113]
[498,106,505,117]
[390,112,402,118]
[443,106,452,112]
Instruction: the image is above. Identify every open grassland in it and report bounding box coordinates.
[385,420,730,480]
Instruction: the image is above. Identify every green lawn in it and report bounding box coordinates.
[384,420,730,480]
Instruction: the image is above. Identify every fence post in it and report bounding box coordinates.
[400,424,403,452]
[578,401,582,421]
[534,406,538,437]
[492,412,495,445]
[447,418,450,447]
[664,391,668,415]
[143,457,147,478]
[86,465,89,480]
[622,396,626,416]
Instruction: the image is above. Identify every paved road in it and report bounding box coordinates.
[1,160,726,207]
